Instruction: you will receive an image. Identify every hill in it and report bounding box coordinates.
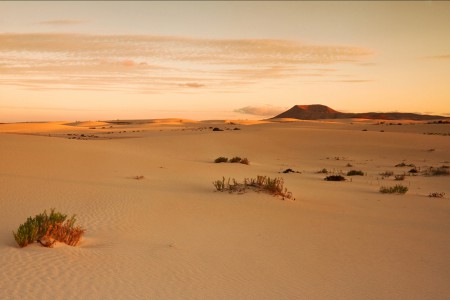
[272,105,446,120]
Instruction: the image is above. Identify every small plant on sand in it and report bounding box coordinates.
[346,170,364,176]
[214,157,228,163]
[428,192,445,198]
[379,185,408,194]
[422,166,449,176]
[134,175,145,180]
[229,156,242,163]
[317,168,329,174]
[213,175,294,200]
[13,209,86,248]
[324,175,346,181]
[240,158,250,165]
[379,171,394,178]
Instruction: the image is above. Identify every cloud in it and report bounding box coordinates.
[37,19,87,26]
[234,105,287,117]
[179,83,205,88]
[0,33,373,93]
[425,54,450,60]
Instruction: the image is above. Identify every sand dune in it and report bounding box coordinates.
[1,120,449,299]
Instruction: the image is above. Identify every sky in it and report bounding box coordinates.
[1,1,449,122]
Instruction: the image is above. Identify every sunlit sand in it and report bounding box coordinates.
[1,118,449,299]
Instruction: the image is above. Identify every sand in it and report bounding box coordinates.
[0,119,449,299]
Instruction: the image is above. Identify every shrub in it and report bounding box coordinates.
[212,127,223,131]
[324,175,346,181]
[379,171,394,177]
[395,162,415,167]
[214,157,228,163]
[423,166,449,176]
[379,185,408,194]
[345,163,353,167]
[213,175,294,200]
[280,168,300,174]
[13,209,86,248]
[318,168,328,174]
[240,158,250,165]
[428,192,445,198]
[347,170,364,176]
[229,156,242,163]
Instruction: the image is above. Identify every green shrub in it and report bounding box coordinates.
[214,157,228,163]
[347,170,364,176]
[13,209,85,248]
[379,185,408,194]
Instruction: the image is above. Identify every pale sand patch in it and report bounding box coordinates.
[0,120,449,299]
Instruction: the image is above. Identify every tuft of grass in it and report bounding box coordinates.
[229,156,242,163]
[13,209,85,248]
[213,175,294,200]
[428,192,445,198]
[379,185,408,194]
[346,170,364,176]
[324,175,346,181]
[214,157,228,163]
[240,158,250,165]
[423,166,449,176]
[379,171,394,177]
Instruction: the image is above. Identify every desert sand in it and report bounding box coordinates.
[0,119,449,299]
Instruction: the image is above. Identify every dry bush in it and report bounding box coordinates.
[240,158,250,165]
[214,157,228,163]
[324,175,346,181]
[347,170,364,176]
[229,156,242,163]
[13,209,86,248]
[428,192,445,198]
[379,171,394,178]
[213,175,294,200]
[379,185,408,194]
[422,166,449,176]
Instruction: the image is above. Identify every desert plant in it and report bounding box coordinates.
[214,157,228,163]
[230,156,242,163]
[423,166,449,176]
[134,175,145,180]
[13,209,85,248]
[379,185,408,194]
[240,158,250,165]
[379,171,394,177]
[347,170,364,176]
[428,192,445,198]
[213,175,294,200]
[318,168,328,174]
[213,177,226,191]
[324,175,346,181]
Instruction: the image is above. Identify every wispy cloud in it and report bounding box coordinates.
[234,105,287,117]
[37,19,87,26]
[425,54,450,60]
[0,33,373,93]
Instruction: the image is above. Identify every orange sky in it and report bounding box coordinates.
[0,1,449,122]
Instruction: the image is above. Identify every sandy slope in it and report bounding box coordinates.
[0,120,449,299]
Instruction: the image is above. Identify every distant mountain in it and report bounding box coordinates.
[272,105,447,120]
